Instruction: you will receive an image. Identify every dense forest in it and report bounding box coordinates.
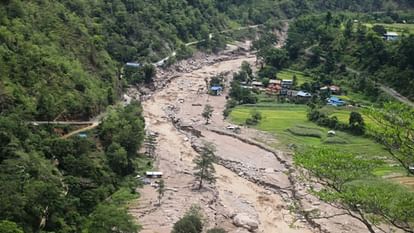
[284,12,414,100]
[1,0,414,232]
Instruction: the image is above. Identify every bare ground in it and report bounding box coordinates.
[128,39,381,233]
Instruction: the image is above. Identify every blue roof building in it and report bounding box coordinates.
[327,96,346,107]
[210,86,223,95]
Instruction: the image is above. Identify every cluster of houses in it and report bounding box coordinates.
[240,78,347,106]
[241,79,314,102]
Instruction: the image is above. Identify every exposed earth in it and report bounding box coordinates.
[127,30,396,233]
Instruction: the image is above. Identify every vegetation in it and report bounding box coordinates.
[295,148,414,233]
[245,110,262,126]
[285,12,414,101]
[193,143,217,190]
[172,206,203,233]
[202,104,214,125]
[172,206,226,233]
[230,104,388,158]
[157,179,165,206]
[367,102,414,175]
[2,0,414,232]
[0,102,146,232]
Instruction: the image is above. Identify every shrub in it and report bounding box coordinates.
[172,206,203,233]
[245,110,262,126]
[287,126,323,138]
[323,137,348,144]
[207,228,227,233]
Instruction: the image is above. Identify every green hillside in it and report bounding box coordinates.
[1,1,414,232]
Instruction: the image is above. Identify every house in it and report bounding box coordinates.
[329,85,341,94]
[281,79,293,89]
[126,62,141,68]
[145,171,163,178]
[266,84,282,94]
[320,85,341,94]
[296,91,312,98]
[210,86,223,95]
[269,79,281,85]
[327,96,346,106]
[251,81,264,87]
[384,32,399,41]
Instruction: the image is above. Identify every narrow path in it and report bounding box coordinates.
[60,122,99,139]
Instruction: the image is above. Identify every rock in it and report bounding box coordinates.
[233,213,259,232]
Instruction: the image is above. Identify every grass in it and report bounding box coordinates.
[277,69,312,86]
[287,125,324,138]
[230,103,388,157]
[364,23,414,34]
[230,103,413,188]
[319,105,377,128]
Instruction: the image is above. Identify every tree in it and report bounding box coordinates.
[107,87,115,105]
[36,93,57,121]
[172,206,203,233]
[348,112,365,135]
[87,204,139,233]
[367,103,414,174]
[245,110,262,126]
[259,48,288,70]
[292,75,298,87]
[193,143,216,190]
[202,104,214,125]
[372,25,386,36]
[157,179,165,206]
[0,220,23,233]
[294,148,414,233]
[142,64,156,84]
[106,142,129,175]
[241,61,253,77]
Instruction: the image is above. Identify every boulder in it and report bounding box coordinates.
[233,213,259,232]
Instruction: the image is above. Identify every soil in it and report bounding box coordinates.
[128,25,389,233]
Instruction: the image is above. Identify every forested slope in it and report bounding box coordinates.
[0,1,413,233]
[0,0,228,120]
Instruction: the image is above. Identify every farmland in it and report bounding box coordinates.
[364,23,414,34]
[276,69,312,85]
[229,103,407,177]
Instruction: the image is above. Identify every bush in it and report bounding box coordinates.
[172,206,203,233]
[287,126,323,138]
[245,110,262,126]
[207,228,227,233]
[323,137,348,144]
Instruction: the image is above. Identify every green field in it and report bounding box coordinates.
[319,105,377,127]
[365,23,414,34]
[230,103,389,158]
[277,69,312,85]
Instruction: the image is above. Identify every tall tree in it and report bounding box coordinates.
[87,204,139,233]
[202,104,214,125]
[193,143,216,190]
[349,112,365,135]
[157,179,165,206]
